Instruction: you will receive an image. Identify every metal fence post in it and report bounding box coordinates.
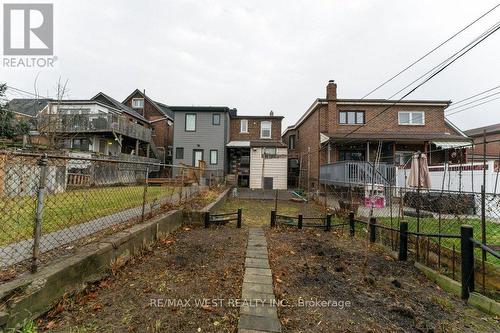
[32,155,48,273]
[349,211,355,237]
[325,214,332,231]
[298,214,303,229]
[204,212,210,228]
[460,225,474,299]
[270,210,276,227]
[141,166,149,222]
[398,221,408,261]
[237,208,242,228]
[369,217,377,243]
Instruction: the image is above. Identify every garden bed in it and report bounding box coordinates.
[266,228,499,332]
[38,225,247,332]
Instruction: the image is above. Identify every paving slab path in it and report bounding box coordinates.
[238,227,281,333]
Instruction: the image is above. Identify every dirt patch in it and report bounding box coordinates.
[267,228,499,332]
[37,225,246,332]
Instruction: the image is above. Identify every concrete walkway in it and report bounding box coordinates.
[238,228,281,333]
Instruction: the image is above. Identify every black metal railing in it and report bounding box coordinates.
[270,211,350,231]
[204,209,242,228]
[345,211,500,300]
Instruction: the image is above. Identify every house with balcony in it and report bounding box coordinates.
[282,80,470,190]
[36,92,157,159]
[122,89,174,164]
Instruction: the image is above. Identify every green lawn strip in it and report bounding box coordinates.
[0,186,173,246]
[376,216,500,265]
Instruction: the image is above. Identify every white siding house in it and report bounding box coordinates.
[249,147,287,189]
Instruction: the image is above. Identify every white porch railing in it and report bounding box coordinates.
[320,161,396,186]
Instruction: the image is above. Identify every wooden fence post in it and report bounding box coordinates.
[398,221,408,261]
[298,214,303,229]
[460,225,474,299]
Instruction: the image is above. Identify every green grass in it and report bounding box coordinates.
[0,185,174,246]
[376,215,500,265]
[216,198,326,227]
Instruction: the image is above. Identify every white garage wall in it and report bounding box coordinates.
[250,147,288,189]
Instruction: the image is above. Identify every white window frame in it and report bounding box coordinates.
[210,149,218,165]
[132,98,144,109]
[398,111,425,125]
[260,121,272,139]
[185,113,196,131]
[240,119,248,133]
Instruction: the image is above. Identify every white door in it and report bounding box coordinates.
[193,150,203,167]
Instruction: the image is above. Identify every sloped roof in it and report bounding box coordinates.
[92,92,149,123]
[5,98,52,117]
[122,89,174,121]
[464,123,500,137]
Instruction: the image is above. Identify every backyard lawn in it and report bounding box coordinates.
[0,185,175,246]
[215,198,327,227]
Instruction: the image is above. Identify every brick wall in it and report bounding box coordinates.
[123,92,172,151]
[229,117,282,141]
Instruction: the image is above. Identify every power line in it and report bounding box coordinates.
[445,90,500,112]
[361,2,500,99]
[341,19,500,142]
[448,84,500,106]
[387,20,500,100]
[446,95,500,116]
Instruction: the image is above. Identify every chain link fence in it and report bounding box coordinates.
[0,151,224,281]
[317,155,500,300]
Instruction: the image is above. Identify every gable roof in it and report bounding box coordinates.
[6,98,52,117]
[122,89,174,121]
[464,123,500,137]
[91,92,149,123]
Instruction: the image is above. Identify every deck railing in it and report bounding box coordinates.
[320,161,396,186]
[37,113,152,142]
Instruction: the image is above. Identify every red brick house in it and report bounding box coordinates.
[123,89,174,164]
[464,123,500,161]
[227,112,287,189]
[282,81,470,190]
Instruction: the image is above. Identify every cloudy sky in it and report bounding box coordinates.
[2,0,500,131]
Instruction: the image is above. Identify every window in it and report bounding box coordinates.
[212,113,221,125]
[339,111,364,125]
[185,114,196,131]
[265,147,277,155]
[240,119,248,133]
[175,147,184,159]
[261,121,272,138]
[288,135,296,150]
[72,138,89,150]
[132,98,144,108]
[210,149,218,165]
[399,111,425,125]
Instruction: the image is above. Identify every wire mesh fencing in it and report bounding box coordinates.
[0,151,217,279]
[320,183,500,300]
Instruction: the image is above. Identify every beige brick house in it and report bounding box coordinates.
[282,81,470,190]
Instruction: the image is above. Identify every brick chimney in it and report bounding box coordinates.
[326,80,337,100]
[326,80,338,135]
